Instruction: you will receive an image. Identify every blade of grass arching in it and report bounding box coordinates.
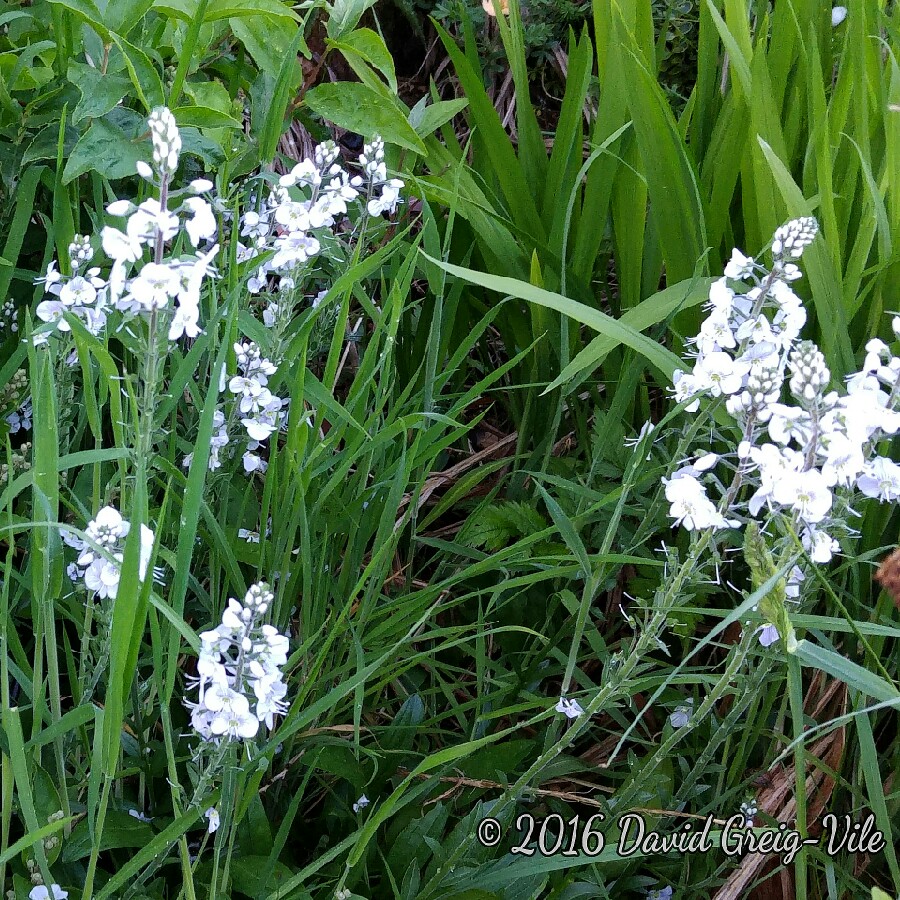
[163,296,236,698]
[432,20,546,243]
[423,256,688,381]
[545,274,714,394]
[101,477,153,774]
[689,0,722,157]
[757,137,855,375]
[494,0,547,190]
[569,26,631,290]
[705,0,752,96]
[260,26,308,164]
[52,106,75,273]
[791,640,900,703]
[167,0,209,106]
[853,700,900,885]
[701,92,748,257]
[617,29,707,285]
[787,653,809,900]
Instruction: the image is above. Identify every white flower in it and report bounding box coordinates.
[205,807,220,833]
[831,5,847,26]
[772,468,833,523]
[29,887,68,900]
[820,433,865,487]
[724,248,754,279]
[756,624,779,647]
[191,178,214,193]
[183,197,217,247]
[857,456,900,502]
[123,261,180,312]
[802,528,839,564]
[694,351,749,397]
[669,699,692,728]
[136,159,153,179]
[664,474,730,531]
[100,225,144,262]
[128,199,179,244]
[555,697,584,719]
[128,808,153,823]
[352,794,370,813]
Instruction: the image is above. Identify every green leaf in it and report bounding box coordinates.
[326,0,377,38]
[47,0,110,39]
[68,61,132,124]
[62,117,148,183]
[546,275,714,393]
[230,15,302,90]
[409,97,468,138]
[63,810,155,861]
[172,104,242,129]
[21,124,78,166]
[331,28,397,93]
[618,38,707,284]
[791,639,900,703]
[111,32,165,110]
[304,82,427,155]
[206,0,299,19]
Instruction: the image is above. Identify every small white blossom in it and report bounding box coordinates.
[555,697,584,719]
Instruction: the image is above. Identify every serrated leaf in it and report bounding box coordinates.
[304,82,426,154]
[461,501,547,551]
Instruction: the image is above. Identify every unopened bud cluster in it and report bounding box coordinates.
[148,106,181,175]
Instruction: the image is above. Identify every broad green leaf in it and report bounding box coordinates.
[62,117,149,183]
[111,32,165,110]
[326,0,376,38]
[206,0,299,18]
[304,82,427,155]
[331,28,397,93]
[68,62,132,124]
[230,15,302,94]
[409,97,468,138]
[47,0,110,39]
[172,104,242,129]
